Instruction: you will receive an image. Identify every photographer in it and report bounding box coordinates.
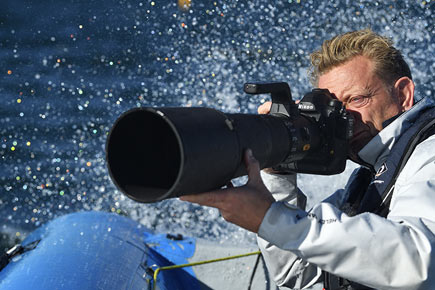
[181,29,435,289]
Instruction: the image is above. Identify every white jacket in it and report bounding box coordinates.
[257,97,435,290]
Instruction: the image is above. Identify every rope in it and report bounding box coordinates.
[151,250,261,290]
[247,251,262,290]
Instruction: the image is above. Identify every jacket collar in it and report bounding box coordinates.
[358,97,435,171]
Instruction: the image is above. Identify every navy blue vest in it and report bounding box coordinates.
[350,105,435,218]
[324,103,435,290]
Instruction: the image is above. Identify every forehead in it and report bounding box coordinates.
[318,56,377,100]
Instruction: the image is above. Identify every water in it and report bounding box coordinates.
[0,0,433,250]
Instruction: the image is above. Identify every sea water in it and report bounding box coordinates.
[0,0,433,251]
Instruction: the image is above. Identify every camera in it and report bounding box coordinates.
[106,82,353,203]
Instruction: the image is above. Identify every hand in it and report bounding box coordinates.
[258,99,300,115]
[258,101,272,114]
[180,149,275,233]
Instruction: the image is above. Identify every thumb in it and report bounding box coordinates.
[244,149,262,185]
[257,101,272,114]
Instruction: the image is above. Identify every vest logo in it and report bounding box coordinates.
[376,163,388,178]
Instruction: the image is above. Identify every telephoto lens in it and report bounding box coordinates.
[106,106,293,203]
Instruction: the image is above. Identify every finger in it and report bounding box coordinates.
[179,190,226,208]
[244,149,262,185]
[257,101,272,114]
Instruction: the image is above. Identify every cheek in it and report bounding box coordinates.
[359,102,396,131]
[375,105,401,130]
[371,96,402,129]
[353,110,380,135]
[353,109,370,125]
[370,113,385,132]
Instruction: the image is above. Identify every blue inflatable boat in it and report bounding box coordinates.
[0,211,273,290]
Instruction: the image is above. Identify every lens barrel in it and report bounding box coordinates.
[106,107,294,203]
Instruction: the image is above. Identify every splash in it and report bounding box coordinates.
[0,0,433,248]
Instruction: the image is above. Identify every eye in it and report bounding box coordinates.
[347,95,370,108]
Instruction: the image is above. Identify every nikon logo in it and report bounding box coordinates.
[298,103,315,111]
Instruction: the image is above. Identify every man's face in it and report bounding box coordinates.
[318,56,402,161]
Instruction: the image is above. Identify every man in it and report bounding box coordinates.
[181,29,435,289]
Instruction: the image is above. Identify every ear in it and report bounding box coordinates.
[393,77,414,111]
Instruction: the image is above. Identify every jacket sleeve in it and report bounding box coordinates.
[257,137,435,290]
[256,171,322,289]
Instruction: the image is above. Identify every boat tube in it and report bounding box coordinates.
[0,211,272,290]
